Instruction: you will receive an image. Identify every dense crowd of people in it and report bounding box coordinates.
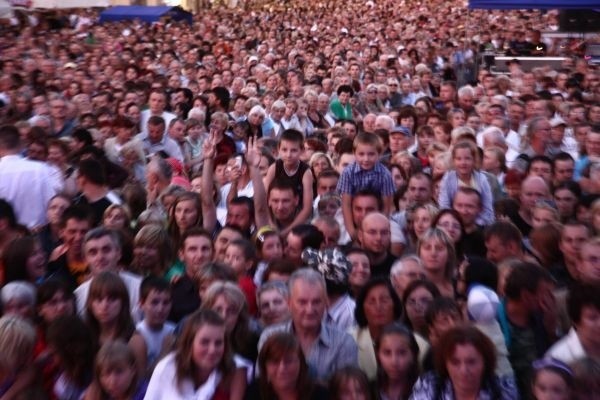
[0,0,599,399]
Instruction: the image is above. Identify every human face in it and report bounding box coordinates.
[348,252,371,290]
[436,213,462,243]
[61,218,91,257]
[85,236,121,275]
[289,279,326,331]
[38,290,74,323]
[133,244,160,274]
[180,235,213,276]
[354,143,379,171]
[91,294,122,325]
[529,161,552,184]
[520,180,549,211]
[391,260,425,298]
[351,195,379,227]
[553,160,574,184]
[532,208,557,228]
[99,362,136,400]
[377,333,415,381]
[453,192,481,229]
[279,140,301,168]
[259,289,290,326]
[419,237,448,276]
[337,378,368,400]
[285,232,304,266]
[336,153,355,174]
[554,189,577,219]
[407,177,431,204]
[174,199,199,232]
[312,156,330,177]
[226,203,251,232]
[141,289,172,328]
[413,208,433,239]
[559,225,589,264]
[269,188,298,223]
[358,215,391,254]
[453,148,475,179]
[532,369,571,400]
[363,284,395,327]
[26,241,46,281]
[224,245,250,276]
[575,305,600,349]
[192,324,225,374]
[265,350,301,393]
[211,295,240,333]
[103,208,127,230]
[260,235,283,261]
[316,176,338,196]
[446,344,485,395]
[405,286,434,331]
[486,236,516,264]
[148,92,166,114]
[215,227,243,262]
[147,122,165,144]
[579,243,600,284]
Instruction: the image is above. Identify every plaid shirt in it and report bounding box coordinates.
[337,161,396,197]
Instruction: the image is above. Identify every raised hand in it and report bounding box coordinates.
[202,130,217,160]
[245,136,261,168]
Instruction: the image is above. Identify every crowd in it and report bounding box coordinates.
[0,0,599,398]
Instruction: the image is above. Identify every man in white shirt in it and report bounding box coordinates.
[75,227,142,321]
[0,124,60,229]
[137,116,184,163]
[139,90,176,136]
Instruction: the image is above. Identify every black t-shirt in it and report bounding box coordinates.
[371,252,397,278]
[461,226,487,258]
[169,273,200,324]
[508,210,532,238]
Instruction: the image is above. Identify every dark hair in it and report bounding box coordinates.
[402,279,441,331]
[289,224,324,251]
[46,315,96,388]
[36,279,75,325]
[351,189,384,211]
[258,332,315,400]
[140,275,171,302]
[264,259,297,281]
[504,262,553,301]
[484,221,522,245]
[377,323,420,399]
[148,115,165,127]
[527,155,553,174]
[268,178,299,197]
[2,236,42,283]
[72,128,94,147]
[463,256,498,292]
[330,366,372,400]
[179,226,212,250]
[0,124,20,149]
[279,129,304,146]
[552,180,582,199]
[337,84,354,96]
[425,297,462,328]
[433,325,500,399]
[86,272,135,342]
[355,277,403,328]
[567,282,600,325]
[0,199,17,229]
[78,158,107,186]
[175,309,233,390]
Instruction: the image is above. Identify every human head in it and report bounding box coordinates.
[329,366,371,400]
[354,276,402,329]
[201,280,247,334]
[83,227,122,276]
[258,332,311,398]
[287,268,327,332]
[86,271,133,341]
[577,237,600,284]
[88,340,140,400]
[1,281,36,319]
[504,262,554,314]
[133,224,174,276]
[0,315,37,375]
[484,221,523,264]
[257,281,290,327]
[179,227,214,276]
[2,236,46,284]
[402,279,441,335]
[268,179,299,225]
[285,224,324,266]
[425,297,463,345]
[139,275,171,328]
[434,325,497,395]
[36,279,75,324]
[358,212,391,256]
[531,358,574,400]
[417,228,456,280]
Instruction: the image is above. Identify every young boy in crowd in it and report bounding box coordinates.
[224,238,258,316]
[264,129,314,232]
[136,276,175,371]
[337,132,396,239]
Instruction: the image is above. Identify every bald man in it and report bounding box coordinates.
[357,212,396,277]
[510,175,550,237]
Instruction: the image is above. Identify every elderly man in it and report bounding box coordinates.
[389,255,426,298]
[508,175,550,237]
[258,268,358,381]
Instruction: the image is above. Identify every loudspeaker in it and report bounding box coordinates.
[560,10,600,33]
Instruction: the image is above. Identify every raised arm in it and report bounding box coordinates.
[246,136,271,228]
[201,130,218,233]
[281,168,314,236]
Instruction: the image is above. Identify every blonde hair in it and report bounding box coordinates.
[0,315,36,371]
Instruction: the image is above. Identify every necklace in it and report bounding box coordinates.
[283,162,300,176]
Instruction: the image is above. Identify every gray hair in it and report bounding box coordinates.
[288,268,326,296]
[147,155,173,183]
[390,255,423,278]
[187,107,206,122]
[1,282,36,307]
[457,85,475,98]
[481,126,507,149]
[257,280,289,304]
[83,227,121,251]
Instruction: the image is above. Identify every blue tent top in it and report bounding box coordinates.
[469,0,599,9]
[99,6,192,24]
